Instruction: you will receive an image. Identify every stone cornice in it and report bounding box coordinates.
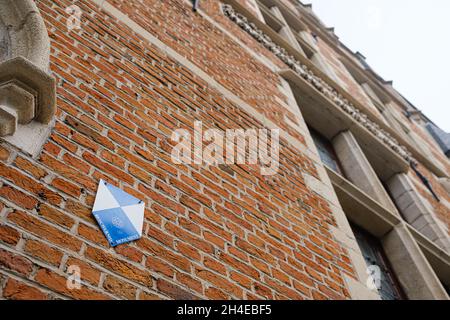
[222,4,415,165]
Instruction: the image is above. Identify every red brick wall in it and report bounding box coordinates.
[0,0,356,300]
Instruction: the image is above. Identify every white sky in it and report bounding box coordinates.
[305,0,450,132]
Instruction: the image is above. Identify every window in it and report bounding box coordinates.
[309,128,343,175]
[352,225,406,300]
[443,283,450,296]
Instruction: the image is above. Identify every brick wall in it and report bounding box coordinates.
[0,0,357,300]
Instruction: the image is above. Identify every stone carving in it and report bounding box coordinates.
[222,4,415,165]
[0,0,56,156]
[0,19,10,62]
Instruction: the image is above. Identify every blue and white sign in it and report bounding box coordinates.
[92,180,145,247]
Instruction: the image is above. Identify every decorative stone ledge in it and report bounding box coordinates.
[222,4,416,165]
[440,178,450,194]
[0,0,56,157]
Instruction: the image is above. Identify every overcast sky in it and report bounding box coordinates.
[305,0,450,132]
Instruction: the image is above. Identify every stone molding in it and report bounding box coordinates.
[222,4,415,165]
[0,0,56,156]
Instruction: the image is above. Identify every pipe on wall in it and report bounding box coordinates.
[193,0,199,11]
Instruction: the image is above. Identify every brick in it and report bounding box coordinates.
[195,267,243,299]
[156,278,199,300]
[0,185,38,210]
[204,257,227,276]
[205,287,229,300]
[3,279,48,300]
[218,252,259,280]
[25,240,63,266]
[0,163,63,206]
[139,291,163,300]
[38,203,75,229]
[14,157,47,179]
[34,268,109,300]
[0,248,33,275]
[51,177,82,198]
[65,200,96,224]
[0,224,21,246]
[0,145,10,160]
[145,255,175,278]
[85,246,152,286]
[8,210,82,252]
[165,222,214,255]
[65,257,102,286]
[176,272,203,295]
[0,0,368,301]
[77,223,109,247]
[115,245,144,264]
[83,152,134,185]
[103,275,137,299]
[230,271,252,290]
[138,237,191,272]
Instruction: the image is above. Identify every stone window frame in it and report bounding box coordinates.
[0,0,56,157]
[280,54,450,253]
[285,76,450,299]
[253,0,343,85]
[283,63,450,298]
[351,223,407,300]
[220,0,450,299]
[326,165,449,300]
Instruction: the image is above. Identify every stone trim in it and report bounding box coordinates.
[222,4,416,165]
[332,130,399,214]
[382,223,449,300]
[0,0,51,70]
[326,166,449,299]
[0,0,56,156]
[387,173,450,253]
[439,178,450,194]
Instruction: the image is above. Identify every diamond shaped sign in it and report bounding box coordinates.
[92,180,145,247]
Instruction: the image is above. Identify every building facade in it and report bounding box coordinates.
[0,0,449,300]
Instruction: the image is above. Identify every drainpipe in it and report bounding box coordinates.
[411,163,440,202]
[193,0,199,11]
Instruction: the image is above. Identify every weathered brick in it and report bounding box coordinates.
[156,278,199,300]
[3,278,48,300]
[0,249,33,276]
[34,268,109,300]
[77,223,109,247]
[38,203,75,229]
[0,185,38,210]
[195,267,243,299]
[65,257,102,286]
[0,145,10,161]
[85,246,152,286]
[24,240,63,266]
[103,275,137,299]
[9,211,82,252]
[0,224,21,246]
[14,157,47,179]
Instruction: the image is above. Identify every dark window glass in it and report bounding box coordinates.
[352,225,406,300]
[443,283,450,296]
[309,128,343,175]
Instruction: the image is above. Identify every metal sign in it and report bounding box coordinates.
[92,180,144,247]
